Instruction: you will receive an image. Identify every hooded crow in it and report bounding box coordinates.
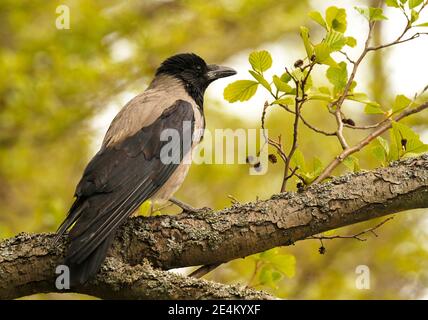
[54,53,236,286]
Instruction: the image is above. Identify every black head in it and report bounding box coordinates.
[155,53,236,108]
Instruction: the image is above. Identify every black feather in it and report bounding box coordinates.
[56,99,195,286]
[155,53,209,108]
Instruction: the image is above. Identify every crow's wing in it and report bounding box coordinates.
[56,99,195,265]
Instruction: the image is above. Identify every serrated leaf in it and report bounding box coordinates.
[343,155,360,172]
[300,26,314,58]
[308,11,328,29]
[272,97,295,106]
[364,104,385,114]
[386,0,400,7]
[314,42,333,64]
[249,70,271,91]
[355,7,388,21]
[409,0,424,9]
[326,6,347,32]
[273,75,293,93]
[346,36,357,48]
[224,80,258,103]
[325,30,347,51]
[326,61,348,93]
[249,50,272,73]
[392,94,411,113]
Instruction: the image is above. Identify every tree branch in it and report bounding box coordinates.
[1,155,428,299]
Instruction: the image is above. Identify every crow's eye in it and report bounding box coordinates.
[196,65,202,71]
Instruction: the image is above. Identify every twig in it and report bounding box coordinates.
[300,114,336,136]
[368,32,428,51]
[308,217,394,242]
[188,263,222,279]
[313,101,428,184]
[339,50,355,64]
[280,62,315,192]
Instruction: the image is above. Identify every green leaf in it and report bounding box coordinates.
[291,149,306,172]
[326,6,347,32]
[416,22,428,26]
[355,7,388,21]
[371,136,390,164]
[249,50,272,73]
[348,92,381,108]
[308,11,328,29]
[377,136,390,154]
[280,72,292,83]
[272,97,295,106]
[249,70,271,91]
[325,30,346,51]
[273,75,293,93]
[268,254,296,278]
[343,155,360,172]
[224,80,258,103]
[313,158,324,177]
[386,0,400,7]
[318,86,331,95]
[259,266,282,289]
[300,26,314,58]
[346,36,357,48]
[313,42,333,65]
[326,62,348,93]
[409,0,424,9]
[259,248,296,279]
[390,122,428,159]
[139,200,152,216]
[411,9,420,23]
[364,104,385,114]
[308,93,332,102]
[392,94,411,113]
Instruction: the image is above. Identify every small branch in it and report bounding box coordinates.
[367,32,428,51]
[313,101,428,184]
[339,50,355,64]
[281,62,315,192]
[300,114,336,136]
[343,118,389,130]
[335,108,349,150]
[308,217,394,242]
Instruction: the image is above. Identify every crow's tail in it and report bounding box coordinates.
[65,233,115,287]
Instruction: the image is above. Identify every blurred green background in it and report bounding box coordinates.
[1,0,428,299]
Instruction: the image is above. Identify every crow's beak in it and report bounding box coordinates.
[206,64,237,81]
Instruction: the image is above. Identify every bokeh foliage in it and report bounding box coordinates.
[1,0,428,299]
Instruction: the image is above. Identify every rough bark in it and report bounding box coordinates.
[1,155,428,299]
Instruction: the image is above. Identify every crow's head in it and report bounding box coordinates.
[156,53,236,107]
